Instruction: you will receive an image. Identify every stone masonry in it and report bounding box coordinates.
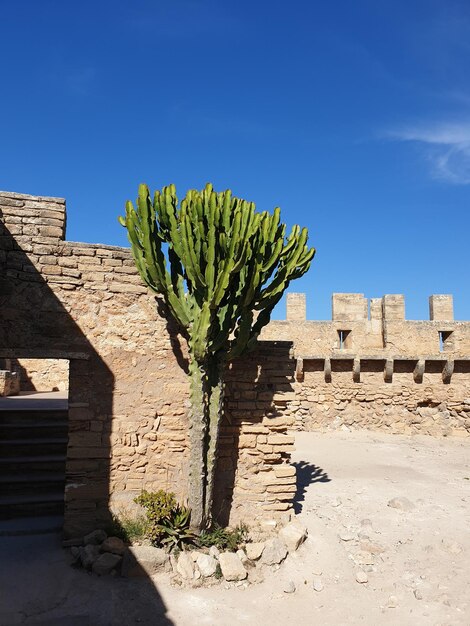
[0,191,296,536]
[260,293,470,436]
[1,190,469,536]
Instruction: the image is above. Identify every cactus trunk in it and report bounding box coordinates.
[187,358,207,531]
[187,354,224,531]
[204,360,224,525]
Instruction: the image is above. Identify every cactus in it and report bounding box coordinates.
[119,183,315,530]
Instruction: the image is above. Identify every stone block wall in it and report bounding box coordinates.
[214,342,297,525]
[261,293,470,437]
[4,358,69,391]
[292,363,470,436]
[0,369,20,396]
[0,190,297,535]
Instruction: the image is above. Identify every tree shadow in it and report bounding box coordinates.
[292,461,331,514]
[213,341,297,527]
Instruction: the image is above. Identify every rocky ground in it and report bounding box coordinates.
[1,430,469,625]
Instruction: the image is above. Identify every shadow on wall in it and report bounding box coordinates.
[213,342,296,527]
[0,216,174,625]
[292,461,331,514]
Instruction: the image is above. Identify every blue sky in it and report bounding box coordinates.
[1,0,469,320]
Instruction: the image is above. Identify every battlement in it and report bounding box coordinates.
[264,293,470,359]
[286,292,456,322]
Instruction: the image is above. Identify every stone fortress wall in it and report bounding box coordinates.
[260,293,470,436]
[0,191,297,535]
[1,190,469,536]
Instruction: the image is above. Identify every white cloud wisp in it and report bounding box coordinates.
[387,122,470,184]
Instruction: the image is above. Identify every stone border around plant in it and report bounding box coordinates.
[65,520,308,587]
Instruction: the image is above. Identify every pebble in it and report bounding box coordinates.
[388,497,415,511]
[339,530,356,542]
[313,578,324,592]
[414,589,423,600]
[355,570,368,584]
[386,595,398,608]
[283,580,296,594]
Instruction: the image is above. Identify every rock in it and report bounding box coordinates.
[279,521,308,553]
[414,589,423,600]
[388,497,415,511]
[209,546,220,559]
[189,550,202,562]
[283,580,296,593]
[245,542,265,561]
[248,567,264,585]
[176,552,195,580]
[386,595,398,608]
[80,544,101,569]
[313,577,324,592]
[218,552,248,581]
[121,546,170,577]
[260,538,288,565]
[92,553,122,576]
[236,549,249,565]
[355,570,368,584]
[339,530,356,542]
[70,546,81,565]
[196,554,218,578]
[441,539,463,555]
[62,537,84,548]
[354,550,375,566]
[359,540,384,555]
[101,536,126,556]
[331,496,342,507]
[83,529,107,545]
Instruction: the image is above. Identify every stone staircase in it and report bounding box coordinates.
[0,408,68,534]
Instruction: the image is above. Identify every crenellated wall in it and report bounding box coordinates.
[1,189,469,538]
[0,191,296,536]
[260,293,470,436]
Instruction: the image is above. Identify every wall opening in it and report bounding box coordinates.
[439,331,454,352]
[2,358,69,393]
[338,330,352,350]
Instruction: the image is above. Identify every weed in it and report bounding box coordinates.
[106,511,148,543]
[197,523,249,552]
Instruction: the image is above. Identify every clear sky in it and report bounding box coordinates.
[1,0,469,320]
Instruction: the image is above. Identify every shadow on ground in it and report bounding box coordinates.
[292,460,331,514]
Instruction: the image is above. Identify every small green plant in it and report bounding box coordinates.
[159,504,196,551]
[134,490,195,551]
[106,511,148,544]
[197,523,249,552]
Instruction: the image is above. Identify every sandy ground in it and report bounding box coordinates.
[1,430,469,626]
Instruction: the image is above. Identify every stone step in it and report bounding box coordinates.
[0,454,66,473]
[0,421,68,439]
[0,515,63,536]
[0,492,65,519]
[0,409,68,424]
[0,472,66,495]
[0,437,68,457]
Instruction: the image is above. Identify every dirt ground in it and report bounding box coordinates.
[1,430,469,626]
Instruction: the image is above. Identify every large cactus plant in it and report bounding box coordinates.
[119,183,315,530]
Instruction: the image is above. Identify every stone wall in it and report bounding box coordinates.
[260,293,470,436]
[3,358,69,391]
[0,190,296,536]
[0,369,20,396]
